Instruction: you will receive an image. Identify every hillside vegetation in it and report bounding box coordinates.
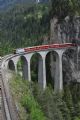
[0,3,50,55]
[9,74,80,120]
[2,0,80,120]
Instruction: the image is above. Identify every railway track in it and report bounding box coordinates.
[0,78,8,120]
[0,58,4,120]
[0,81,3,120]
[0,58,11,120]
[0,55,20,120]
[0,85,3,120]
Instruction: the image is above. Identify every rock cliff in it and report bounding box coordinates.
[50,16,80,84]
[50,16,80,44]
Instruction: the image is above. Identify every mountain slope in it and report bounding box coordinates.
[0,0,35,9]
[0,0,49,9]
[0,3,50,55]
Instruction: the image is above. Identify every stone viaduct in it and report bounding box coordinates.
[3,43,79,91]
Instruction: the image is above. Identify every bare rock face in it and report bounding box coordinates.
[49,16,80,84]
[50,17,59,43]
[50,16,80,44]
[62,52,77,84]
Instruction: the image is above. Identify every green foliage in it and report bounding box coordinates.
[33,86,67,120]
[50,0,80,19]
[69,83,80,118]
[74,117,80,120]
[63,84,80,120]
[17,58,22,71]
[30,54,39,82]
[31,82,80,120]
[9,74,80,120]
[21,94,46,120]
[9,74,47,120]
[0,3,50,55]
[6,1,80,120]
[63,85,75,119]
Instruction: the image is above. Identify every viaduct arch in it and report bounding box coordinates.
[8,60,15,71]
[6,45,77,91]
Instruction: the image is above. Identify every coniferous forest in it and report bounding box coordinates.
[1,0,80,120]
[0,2,50,55]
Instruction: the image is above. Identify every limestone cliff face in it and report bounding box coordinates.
[50,17,59,43]
[50,16,80,44]
[49,16,80,84]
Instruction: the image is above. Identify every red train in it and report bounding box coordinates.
[13,43,76,54]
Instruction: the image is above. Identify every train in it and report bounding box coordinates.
[13,43,77,54]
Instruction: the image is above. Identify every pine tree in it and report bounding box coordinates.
[63,85,75,119]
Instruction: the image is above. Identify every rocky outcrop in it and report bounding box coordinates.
[50,16,80,44]
[49,16,80,84]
